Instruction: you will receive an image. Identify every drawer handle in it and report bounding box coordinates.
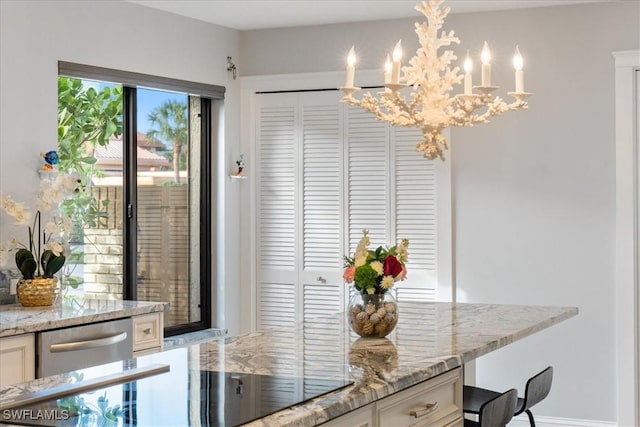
[49,331,128,353]
[143,328,152,335]
[409,401,438,419]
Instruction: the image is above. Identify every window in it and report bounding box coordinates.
[57,62,224,335]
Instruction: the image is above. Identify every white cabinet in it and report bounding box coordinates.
[376,368,462,427]
[322,403,374,427]
[323,368,462,427]
[0,334,35,387]
[132,312,164,355]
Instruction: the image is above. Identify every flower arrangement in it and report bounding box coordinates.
[0,174,77,279]
[343,229,409,294]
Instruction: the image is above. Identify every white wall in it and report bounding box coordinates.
[240,1,639,424]
[0,0,243,335]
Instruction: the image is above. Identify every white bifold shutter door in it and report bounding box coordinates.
[255,93,298,329]
[255,89,446,332]
[298,93,346,393]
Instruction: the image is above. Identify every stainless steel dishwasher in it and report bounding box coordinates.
[37,317,133,377]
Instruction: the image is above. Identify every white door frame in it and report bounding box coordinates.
[614,49,639,427]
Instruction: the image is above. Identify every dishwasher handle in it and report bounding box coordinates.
[49,331,128,353]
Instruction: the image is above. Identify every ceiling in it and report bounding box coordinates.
[125,0,613,31]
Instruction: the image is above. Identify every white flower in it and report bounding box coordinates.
[45,221,59,234]
[37,198,52,212]
[60,174,79,192]
[3,198,31,224]
[354,254,367,267]
[366,287,375,295]
[381,275,395,289]
[44,240,64,256]
[370,261,383,275]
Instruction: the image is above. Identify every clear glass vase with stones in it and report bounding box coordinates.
[348,291,398,338]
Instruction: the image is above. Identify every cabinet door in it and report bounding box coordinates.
[321,403,374,427]
[132,312,164,354]
[0,334,35,386]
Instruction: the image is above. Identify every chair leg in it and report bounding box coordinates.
[525,409,536,427]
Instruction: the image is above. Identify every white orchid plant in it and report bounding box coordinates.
[0,174,77,279]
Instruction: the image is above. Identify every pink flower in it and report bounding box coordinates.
[383,255,403,278]
[396,266,407,281]
[343,265,356,283]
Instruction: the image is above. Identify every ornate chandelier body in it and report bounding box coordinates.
[340,0,531,160]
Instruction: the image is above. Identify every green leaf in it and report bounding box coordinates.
[79,156,97,164]
[18,258,37,279]
[15,249,36,278]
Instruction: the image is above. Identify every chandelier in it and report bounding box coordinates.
[340,0,531,160]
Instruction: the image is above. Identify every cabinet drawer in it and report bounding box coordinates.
[376,367,462,427]
[132,313,163,352]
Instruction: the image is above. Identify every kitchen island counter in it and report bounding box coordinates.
[0,298,168,338]
[0,301,577,426]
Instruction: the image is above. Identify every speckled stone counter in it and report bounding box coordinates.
[0,302,577,426]
[0,298,168,337]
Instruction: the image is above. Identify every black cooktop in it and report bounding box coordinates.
[1,370,353,427]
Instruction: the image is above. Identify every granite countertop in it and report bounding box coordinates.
[0,298,168,337]
[0,301,577,426]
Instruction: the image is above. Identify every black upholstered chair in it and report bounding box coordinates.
[463,366,554,427]
[464,388,518,427]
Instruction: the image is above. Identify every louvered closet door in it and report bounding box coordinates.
[255,93,298,329]
[345,105,390,253]
[298,92,347,392]
[299,91,344,315]
[392,127,438,302]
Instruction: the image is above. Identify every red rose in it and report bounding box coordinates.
[383,255,403,278]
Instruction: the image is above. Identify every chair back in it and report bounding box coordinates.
[522,366,553,410]
[478,388,518,427]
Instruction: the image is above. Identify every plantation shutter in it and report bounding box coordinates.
[300,93,344,318]
[255,93,298,329]
[391,126,438,302]
[298,92,347,391]
[345,105,390,252]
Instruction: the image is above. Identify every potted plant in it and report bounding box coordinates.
[1,172,77,306]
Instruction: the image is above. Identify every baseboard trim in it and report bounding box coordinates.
[508,414,616,427]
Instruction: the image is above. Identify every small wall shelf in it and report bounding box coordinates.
[229,175,247,181]
[38,170,58,180]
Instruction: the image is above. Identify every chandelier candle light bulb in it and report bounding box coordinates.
[384,54,392,85]
[345,46,356,88]
[481,41,491,87]
[391,40,402,84]
[513,45,524,93]
[463,51,473,95]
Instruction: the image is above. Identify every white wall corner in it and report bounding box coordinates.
[613,49,640,427]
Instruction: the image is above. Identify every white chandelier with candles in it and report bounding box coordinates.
[340,0,531,160]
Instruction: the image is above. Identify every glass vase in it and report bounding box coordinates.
[348,291,398,338]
